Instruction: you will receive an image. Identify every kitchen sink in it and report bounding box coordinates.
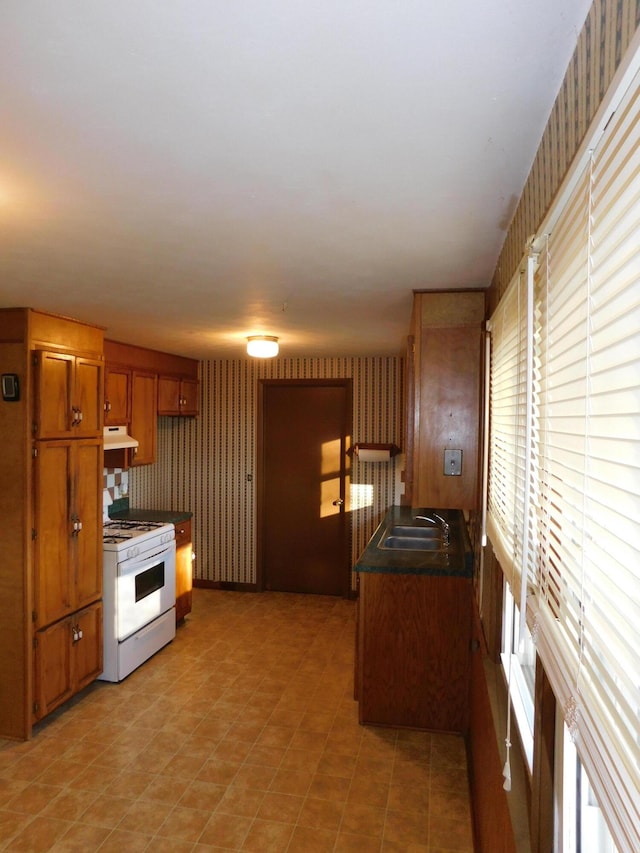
[386,525,442,538]
[380,534,446,551]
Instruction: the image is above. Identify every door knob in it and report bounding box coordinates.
[332,498,344,506]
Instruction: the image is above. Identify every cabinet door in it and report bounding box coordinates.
[73,439,103,610]
[74,357,104,436]
[105,367,131,425]
[179,379,199,416]
[157,376,181,415]
[33,618,74,720]
[74,602,103,690]
[174,519,193,623]
[34,351,103,438]
[33,440,74,628]
[34,350,75,438]
[130,371,157,466]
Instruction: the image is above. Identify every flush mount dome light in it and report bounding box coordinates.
[246,335,279,358]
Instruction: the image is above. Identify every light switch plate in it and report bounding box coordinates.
[444,448,462,476]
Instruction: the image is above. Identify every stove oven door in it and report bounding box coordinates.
[116,542,176,641]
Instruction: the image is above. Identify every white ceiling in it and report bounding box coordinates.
[1,1,592,359]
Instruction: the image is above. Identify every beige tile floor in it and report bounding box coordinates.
[0,589,474,852]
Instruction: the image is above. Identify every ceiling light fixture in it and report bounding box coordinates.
[246,335,279,358]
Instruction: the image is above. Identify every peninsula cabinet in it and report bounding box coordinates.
[0,307,104,741]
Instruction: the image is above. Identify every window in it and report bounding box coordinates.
[556,717,619,853]
[501,580,535,771]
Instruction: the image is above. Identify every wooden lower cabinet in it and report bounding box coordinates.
[356,572,471,732]
[33,602,103,721]
[175,519,193,623]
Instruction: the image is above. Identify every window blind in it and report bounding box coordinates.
[486,261,533,602]
[530,69,640,853]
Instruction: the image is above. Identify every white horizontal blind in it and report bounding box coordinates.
[487,264,530,599]
[531,70,640,853]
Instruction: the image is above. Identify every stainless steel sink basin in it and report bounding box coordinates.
[387,525,441,539]
[380,534,445,551]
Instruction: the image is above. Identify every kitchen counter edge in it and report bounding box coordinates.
[110,508,193,525]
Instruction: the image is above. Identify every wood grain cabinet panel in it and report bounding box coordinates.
[104,366,131,425]
[407,291,484,510]
[174,519,193,623]
[34,602,103,721]
[34,350,103,439]
[0,307,104,740]
[130,371,157,466]
[33,438,103,629]
[158,376,199,416]
[357,572,472,733]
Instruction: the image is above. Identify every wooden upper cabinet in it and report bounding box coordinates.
[104,366,131,425]
[179,378,199,416]
[158,376,199,416]
[34,350,103,439]
[130,371,157,466]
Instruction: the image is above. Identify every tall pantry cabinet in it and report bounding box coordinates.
[0,308,104,740]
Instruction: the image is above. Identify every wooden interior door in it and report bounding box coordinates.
[260,380,351,596]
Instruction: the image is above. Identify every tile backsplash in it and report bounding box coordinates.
[103,467,129,502]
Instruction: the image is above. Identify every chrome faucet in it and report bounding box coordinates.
[414,513,450,546]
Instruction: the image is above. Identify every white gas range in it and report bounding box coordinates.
[99,518,176,682]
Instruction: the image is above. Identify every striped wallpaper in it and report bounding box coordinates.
[129,357,404,587]
[490,0,640,310]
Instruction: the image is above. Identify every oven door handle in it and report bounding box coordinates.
[118,542,176,575]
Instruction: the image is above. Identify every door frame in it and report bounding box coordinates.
[256,378,352,595]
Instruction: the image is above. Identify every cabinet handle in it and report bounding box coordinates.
[76,410,83,423]
[104,400,112,413]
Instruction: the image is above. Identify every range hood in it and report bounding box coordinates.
[103,425,139,450]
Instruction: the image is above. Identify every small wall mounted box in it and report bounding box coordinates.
[444,448,462,476]
[1,373,20,401]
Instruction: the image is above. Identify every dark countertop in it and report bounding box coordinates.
[354,506,473,577]
[110,507,193,525]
